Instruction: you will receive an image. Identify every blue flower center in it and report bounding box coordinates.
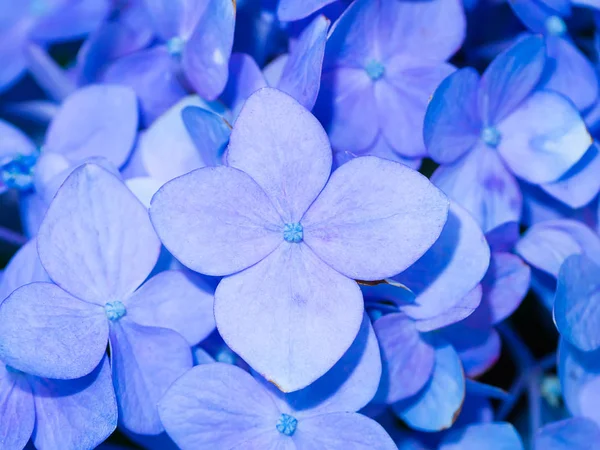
[283,223,303,243]
[167,37,185,56]
[545,15,566,36]
[365,60,385,81]
[276,413,298,436]
[1,153,38,191]
[481,126,501,148]
[105,301,127,321]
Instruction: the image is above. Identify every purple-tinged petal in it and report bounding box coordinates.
[158,364,279,449]
[227,88,332,222]
[485,221,520,253]
[359,134,422,169]
[0,239,48,302]
[558,339,600,425]
[376,62,456,159]
[276,15,328,110]
[30,356,117,450]
[316,68,379,153]
[542,36,599,112]
[541,143,600,209]
[440,423,523,450]
[304,156,448,280]
[278,0,338,21]
[0,119,36,159]
[445,321,501,377]
[150,166,283,276]
[374,313,435,403]
[182,106,231,168]
[415,285,483,332]
[479,35,546,124]
[139,96,210,184]
[482,252,530,324]
[215,244,363,392]
[397,203,490,320]
[264,313,381,415]
[110,320,193,435]
[0,282,107,379]
[44,84,138,168]
[432,144,522,233]
[497,91,591,184]
[182,0,235,100]
[293,413,396,449]
[0,364,34,450]
[535,417,600,450]
[38,164,161,304]
[554,255,600,351]
[126,270,215,345]
[424,68,482,164]
[103,46,187,126]
[516,219,600,278]
[221,53,267,119]
[393,341,465,432]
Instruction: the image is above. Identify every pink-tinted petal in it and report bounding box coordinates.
[126,270,215,345]
[227,88,332,222]
[215,244,364,392]
[150,166,283,276]
[110,320,193,435]
[38,164,161,304]
[0,282,107,379]
[304,156,448,280]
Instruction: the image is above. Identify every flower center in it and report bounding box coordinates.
[105,301,127,321]
[365,60,385,81]
[1,153,38,191]
[481,126,501,148]
[283,223,303,243]
[545,15,566,36]
[276,413,298,436]
[167,37,185,56]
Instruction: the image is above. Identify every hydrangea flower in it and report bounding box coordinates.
[277,0,341,21]
[158,315,397,449]
[439,422,523,449]
[0,164,215,435]
[426,35,592,232]
[150,87,449,392]
[508,0,599,111]
[315,0,465,165]
[103,0,235,124]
